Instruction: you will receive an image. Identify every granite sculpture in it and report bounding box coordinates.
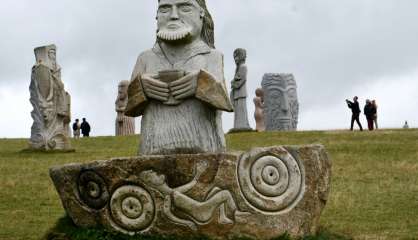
[230,48,252,132]
[51,145,331,239]
[29,44,72,151]
[262,73,299,131]
[115,80,135,136]
[50,1,331,239]
[253,88,265,132]
[125,0,233,155]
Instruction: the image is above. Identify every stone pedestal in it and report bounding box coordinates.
[50,145,331,239]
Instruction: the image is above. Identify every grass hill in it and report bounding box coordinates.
[0,129,417,240]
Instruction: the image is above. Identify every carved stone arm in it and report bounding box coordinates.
[174,179,198,193]
[196,69,233,112]
[125,75,148,117]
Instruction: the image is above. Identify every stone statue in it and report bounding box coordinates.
[29,44,72,151]
[125,0,233,155]
[261,73,299,131]
[230,48,251,132]
[253,88,265,132]
[50,1,332,239]
[115,80,135,136]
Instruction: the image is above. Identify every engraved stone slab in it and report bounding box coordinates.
[262,73,299,131]
[50,145,331,239]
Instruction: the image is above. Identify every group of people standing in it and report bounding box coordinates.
[346,96,378,131]
[72,118,91,138]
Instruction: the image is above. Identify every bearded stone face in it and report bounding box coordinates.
[156,0,204,43]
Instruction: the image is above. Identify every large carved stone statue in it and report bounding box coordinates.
[50,1,330,239]
[125,0,232,155]
[262,73,299,131]
[29,44,72,151]
[253,88,265,132]
[115,80,135,136]
[230,48,252,132]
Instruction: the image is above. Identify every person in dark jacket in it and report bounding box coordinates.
[346,96,363,131]
[364,99,375,131]
[72,119,80,139]
[80,118,91,137]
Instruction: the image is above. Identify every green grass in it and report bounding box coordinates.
[1,129,418,240]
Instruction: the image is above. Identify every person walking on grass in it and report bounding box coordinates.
[80,118,91,137]
[72,119,81,139]
[403,121,409,129]
[364,99,375,131]
[346,96,363,131]
[372,100,378,129]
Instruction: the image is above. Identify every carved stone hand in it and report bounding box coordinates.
[170,71,199,100]
[194,160,209,178]
[141,74,170,102]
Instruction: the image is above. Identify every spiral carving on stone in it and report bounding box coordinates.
[238,150,304,213]
[78,171,110,209]
[110,185,155,232]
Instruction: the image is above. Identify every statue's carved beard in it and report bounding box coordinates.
[157,24,192,42]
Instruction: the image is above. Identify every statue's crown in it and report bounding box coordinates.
[34,44,57,64]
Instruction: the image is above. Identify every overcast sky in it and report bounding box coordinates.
[1,0,417,138]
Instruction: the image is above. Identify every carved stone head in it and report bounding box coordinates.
[262,74,299,131]
[34,44,57,69]
[156,0,214,48]
[39,100,55,125]
[255,88,264,100]
[233,48,246,65]
[139,170,167,188]
[117,80,130,100]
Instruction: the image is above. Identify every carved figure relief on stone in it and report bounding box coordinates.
[115,80,135,136]
[230,48,252,131]
[262,73,299,131]
[29,44,72,150]
[51,145,331,239]
[125,0,233,155]
[139,160,249,230]
[253,88,265,132]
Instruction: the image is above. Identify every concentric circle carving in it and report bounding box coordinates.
[110,185,155,232]
[238,152,304,213]
[78,171,110,209]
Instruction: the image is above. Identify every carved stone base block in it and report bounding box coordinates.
[50,145,331,239]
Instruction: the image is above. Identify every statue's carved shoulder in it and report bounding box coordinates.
[204,49,224,81]
[236,64,248,78]
[32,63,53,81]
[206,49,224,65]
[239,64,248,72]
[131,49,155,79]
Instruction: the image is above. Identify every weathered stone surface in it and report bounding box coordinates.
[262,73,299,131]
[230,48,252,132]
[253,88,265,132]
[29,44,72,151]
[125,0,233,155]
[50,145,331,239]
[115,80,135,136]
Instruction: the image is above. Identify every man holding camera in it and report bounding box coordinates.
[346,96,363,131]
